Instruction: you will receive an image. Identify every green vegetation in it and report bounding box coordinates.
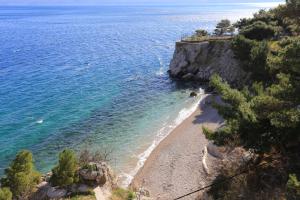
[63,194,96,200]
[78,148,111,167]
[195,29,208,37]
[182,19,235,42]
[110,188,135,200]
[50,149,79,187]
[0,150,41,200]
[0,188,12,200]
[214,19,235,36]
[205,0,300,199]
[287,174,300,200]
[0,148,112,199]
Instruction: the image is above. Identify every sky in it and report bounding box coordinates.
[0,0,284,6]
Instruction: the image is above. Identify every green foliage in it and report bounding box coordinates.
[232,35,256,61]
[249,41,270,79]
[287,174,300,200]
[240,21,277,40]
[214,19,235,36]
[206,0,300,199]
[78,148,111,167]
[202,126,214,140]
[0,188,12,200]
[195,29,208,37]
[110,188,135,200]
[0,150,40,199]
[51,149,79,187]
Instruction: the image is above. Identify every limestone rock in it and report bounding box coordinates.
[46,187,67,199]
[182,73,195,81]
[207,142,224,159]
[79,162,116,187]
[169,40,249,87]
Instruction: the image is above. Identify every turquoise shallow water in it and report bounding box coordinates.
[0,3,280,183]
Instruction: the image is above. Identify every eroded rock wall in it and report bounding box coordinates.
[169,40,249,86]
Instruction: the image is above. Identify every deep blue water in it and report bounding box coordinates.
[0,3,280,182]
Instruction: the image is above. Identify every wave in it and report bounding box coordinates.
[36,119,44,124]
[155,56,165,76]
[119,88,206,187]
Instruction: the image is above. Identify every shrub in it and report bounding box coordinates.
[79,148,111,167]
[0,150,40,199]
[195,29,208,37]
[231,35,256,61]
[249,41,270,80]
[287,174,300,200]
[240,21,277,40]
[110,188,135,200]
[50,149,79,187]
[0,188,12,200]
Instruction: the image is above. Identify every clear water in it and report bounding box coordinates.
[0,3,280,183]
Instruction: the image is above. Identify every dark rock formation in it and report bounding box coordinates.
[169,40,249,87]
[190,91,197,97]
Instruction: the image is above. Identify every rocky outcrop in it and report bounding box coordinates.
[32,162,116,200]
[79,162,116,188]
[169,40,249,86]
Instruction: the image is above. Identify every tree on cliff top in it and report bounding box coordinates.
[0,150,41,199]
[50,149,79,187]
[214,19,235,36]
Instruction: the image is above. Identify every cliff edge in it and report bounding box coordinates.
[169,40,248,86]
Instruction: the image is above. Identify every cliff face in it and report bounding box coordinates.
[169,40,248,86]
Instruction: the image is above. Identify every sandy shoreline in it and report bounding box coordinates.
[130,95,224,199]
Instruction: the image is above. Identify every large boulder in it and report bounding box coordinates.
[207,142,224,159]
[79,162,116,187]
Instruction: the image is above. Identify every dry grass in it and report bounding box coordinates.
[181,35,233,43]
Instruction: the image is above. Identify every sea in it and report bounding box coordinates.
[0,2,281,185]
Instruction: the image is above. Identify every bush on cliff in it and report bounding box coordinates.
[0,150,41,199]
[50,149,79,187]
[231,35,256,61]
[0,188,12,200]
[195,29,208,37]
[214,19,235,36]
[240,21,277,40]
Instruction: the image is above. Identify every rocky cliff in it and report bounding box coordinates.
[169,40,248,86]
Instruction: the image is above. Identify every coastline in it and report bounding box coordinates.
[130,94,224,199]
[119,90,207,187]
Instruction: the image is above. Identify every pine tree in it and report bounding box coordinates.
[50,149,78,187]
[0,150,40,199]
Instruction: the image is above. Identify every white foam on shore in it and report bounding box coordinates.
[120,88,206,187]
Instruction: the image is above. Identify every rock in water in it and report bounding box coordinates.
[190,91,197,97]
